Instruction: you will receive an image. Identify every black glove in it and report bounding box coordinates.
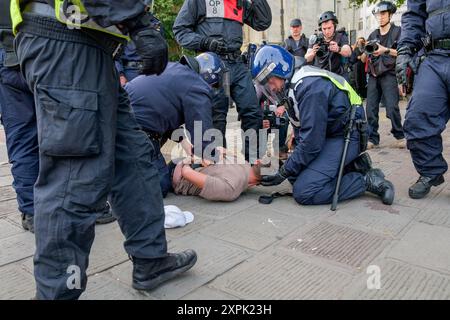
[131,27,168,75]
[200,37,227,54]
[396,46,417,86]
[261,165,289,186]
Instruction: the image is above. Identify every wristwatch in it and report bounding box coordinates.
[385,48,391,55]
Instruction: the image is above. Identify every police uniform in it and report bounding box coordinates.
[11,0,177,299]
[0,1,38,229]
[284,67,366,205]
[398,0,450,197]
[125,62,214,197]
[115,42,143,83]
[173,0,272,162]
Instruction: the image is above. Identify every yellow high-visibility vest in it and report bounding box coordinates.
[11,0,129,40]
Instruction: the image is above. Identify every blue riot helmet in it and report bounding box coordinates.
[251,45,295,105]
[180,52,225,88]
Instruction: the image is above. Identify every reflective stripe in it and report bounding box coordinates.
[288,66,363,128]
[205,0,244,23]
[11,0,129,40]
[291,66,362,106]
[11,0,22,34]
[55,0,129,40]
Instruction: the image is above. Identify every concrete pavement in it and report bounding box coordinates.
[0,101,449,300]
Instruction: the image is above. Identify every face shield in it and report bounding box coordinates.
[253,62,286,106]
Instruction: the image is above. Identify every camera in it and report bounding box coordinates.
[263,105,287,129]
[364,40,379,55]
[309,33,329,58]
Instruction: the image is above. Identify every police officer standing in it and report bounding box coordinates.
[361,1,405,150]
[284,18,309,58]
[126,52,223,197]
[305,11,352,77]
[11,0,197,299]
[396,0,450,199]
[173,0,272,163]
[0,1,38,232]
[252,45,395,206]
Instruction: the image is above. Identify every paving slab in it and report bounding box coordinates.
[280,221,390,271]
[0,218,24,240]
[187,196,258,220]
[414,193,450,228]
[201,206,306,251]
[80,274,151,300]
[0,263,35,300]
[105,233,251,300]
[327,198,418,238]
[0,199,19,217]
[0,232,35,267]
[166,213,216,240]
[86,225,128,275]
[387,222,450,275]
[210,251,353,300]
[181,286,239,300]
[344,259,450,300]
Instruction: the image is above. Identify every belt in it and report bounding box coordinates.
[124,60,143,68]
[21,2,125,59]
[144,130,163,141]
[218,51,243,61]
[432,38,450,51]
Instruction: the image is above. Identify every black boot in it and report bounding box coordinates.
[95,202,116,225]
[132,249,197,291]
[408,175,444,199]
[347,152,373,175]
[21,214,34,233]
[365,169,395,205]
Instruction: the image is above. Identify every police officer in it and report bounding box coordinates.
[173,0,272,163]
[116,3,163,86]
[11,0,196,299]
[361,1,405,150]
[252,45,395,205]
[126,52,223,197]
[305,11,352,77]
[0,2,38,232]
[396,0,450,199]
[284,18,309,58]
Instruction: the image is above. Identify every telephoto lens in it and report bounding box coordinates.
[364,40,379,55]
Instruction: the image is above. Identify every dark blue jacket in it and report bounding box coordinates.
[398,0,450,53]
[284,76,361,177]
[125,62,213,155]
[173,0,271,53]
[79,0,147,27]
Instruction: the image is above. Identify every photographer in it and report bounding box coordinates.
[305,11,352,77]
[349,37,368,99]
[361,1,405,149]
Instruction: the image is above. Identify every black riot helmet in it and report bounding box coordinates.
[372,1,397,15]
[318,11,338,26]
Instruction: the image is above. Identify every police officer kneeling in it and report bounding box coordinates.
[252,45,395,206]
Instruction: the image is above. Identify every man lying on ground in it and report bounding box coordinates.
[170,154,262,202]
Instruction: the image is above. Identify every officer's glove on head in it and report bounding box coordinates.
[260,165,289,186]
[124,12,169,76]
[200,37,227,55]
[396,46,417,86]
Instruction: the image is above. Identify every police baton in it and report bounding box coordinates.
[331,104,358,211]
